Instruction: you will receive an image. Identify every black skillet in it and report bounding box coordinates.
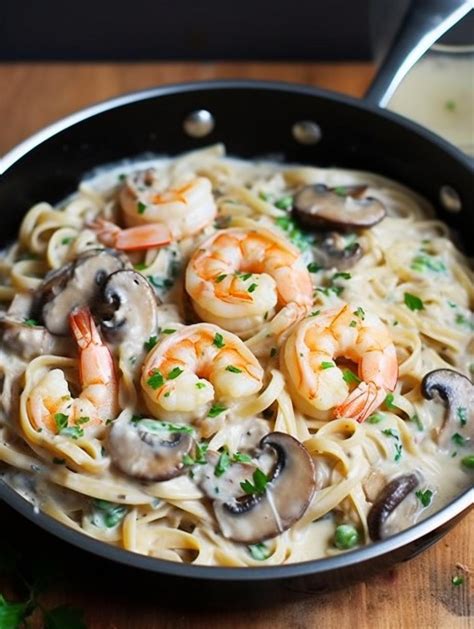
[0,0,472,604]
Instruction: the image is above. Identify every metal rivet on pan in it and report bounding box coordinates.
[439,185,462,213]
[183,110,215,138]
[292,121,322,145]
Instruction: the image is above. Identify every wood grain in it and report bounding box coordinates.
[0,62,472,628]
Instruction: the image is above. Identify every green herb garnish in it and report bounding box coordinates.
[91,499,127,528]
[215,273,227,283]
[384,393,397,410]
[54,413,69,432]
[137,419,193,434]
[452,433,466,447]
[320,361,335,370]
[208,404,227,418]
[274,195,293,210]
[457,407,467,427]
[162,328,176,335]
[367,412,385,424]
[248,283,258,293]
[416,489,433,507]
[353,307,365,320]
[445,100,456,111]
[60,426,84,440]
[232,452,252,463]
[195,381,206,390]
[146,369,164,390]
[248,543,271,560]
[410,414,424,431]
[137,201,147,214]
[213,332,225,348]
[307,262,321,273]
[461,455,474,469]
[61,237,74,246]
[410,254,446,273]
[240,468,270,495]
[333,272,351,281]
[23,318,39,327]
[167,366,183,380]
[342,369,361,385]
[214,448,231,477]
[226,365,242,373]
[404,292,424,311]
[144,335,158,351]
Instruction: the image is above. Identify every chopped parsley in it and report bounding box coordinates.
[226,365,242,373]
[382,428,399,439]
[451,433,466,447]
[382,427,403,461]
[137,201,147,214]
[146,369,164,390]
[445,100,456,112]
[215,273,227,283]
[134,262,148,271]
[274,195,293,210]
[239,272,252,281]
[60,426,84,440]
[333,272,351,281]
[461,455,474,469]
[274,215,312,250]
[240,468,270,495]
[307,262,321,273]
[91,499,127,528]
[310,310,321,317]
[455,313,474,330]
[61,236,74,245]
[54,412,69,432]
[144,335,158,351]
[384,393,397,410]
[183,441,209,466]
[77,416,90,425]
[353,307,365,320]
[23,318,39,327]
[410,254,446,273]
[167,366,183,380]
[457,407,467,427]
[214,448,231,477]
[213,332,225,348]
[342,369,361,385]
[416,489,433,507]
[410,414,424,431]
[248,542,271,560]
[404,292,424,311]
[232,451,252,463]
[208,404,227,418]
[195,381,206,390]
[248,283,258,293]
[161,328,176,335]
[367,412,385,424]
[333,186,348,196]
[320,361,335,370]
[349,320,357,328]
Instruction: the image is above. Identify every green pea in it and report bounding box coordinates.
[461,454,474,469]
[334,524,359,550]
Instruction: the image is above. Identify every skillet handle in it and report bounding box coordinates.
[365,0,472,108]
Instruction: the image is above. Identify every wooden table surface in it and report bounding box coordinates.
[0,62,472,629]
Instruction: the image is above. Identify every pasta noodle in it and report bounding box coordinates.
[0,145,472,567]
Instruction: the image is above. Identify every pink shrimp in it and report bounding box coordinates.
[90,218,171,251]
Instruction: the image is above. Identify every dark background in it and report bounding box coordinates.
[0,0,411,60]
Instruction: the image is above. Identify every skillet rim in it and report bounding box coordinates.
[0,79,472,581]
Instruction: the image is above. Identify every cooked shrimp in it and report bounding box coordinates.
[185,227,313,338]
[281,303,398,421]
[90,218,171,251]
[119,169,216,240]
[27,307,118,434]
[141,323,264,422]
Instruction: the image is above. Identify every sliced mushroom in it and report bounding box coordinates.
[421,369,474,446]
[108,418,194,481]
[213,432,316,544]
[0,293,70,359]
[312,232,363,270]
[36,249,128,335]
[367,473,420,541]
[293,184,386,231]
[98,270,159,345]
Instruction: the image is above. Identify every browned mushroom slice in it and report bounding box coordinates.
[108,418,194,481]
[421,369,474,446]
[367,473,420,541]
[293,184,386,231]
[312,232,363,270]
[213,432,316,544]
[98,270,159,344]
[36,249,129,335]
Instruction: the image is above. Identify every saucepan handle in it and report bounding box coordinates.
[365,0,472,108]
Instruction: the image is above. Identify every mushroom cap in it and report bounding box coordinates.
[37,249,128,335]
[367,473,420,541]
[293,184,386,232]
[213,432,316,544]
[108,418,194,481]
[421,369,474,445]
[99,270,159,344]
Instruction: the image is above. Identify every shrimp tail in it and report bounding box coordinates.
[335,381,387,422]
[69,307,101,349]
[90,218,171,251]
